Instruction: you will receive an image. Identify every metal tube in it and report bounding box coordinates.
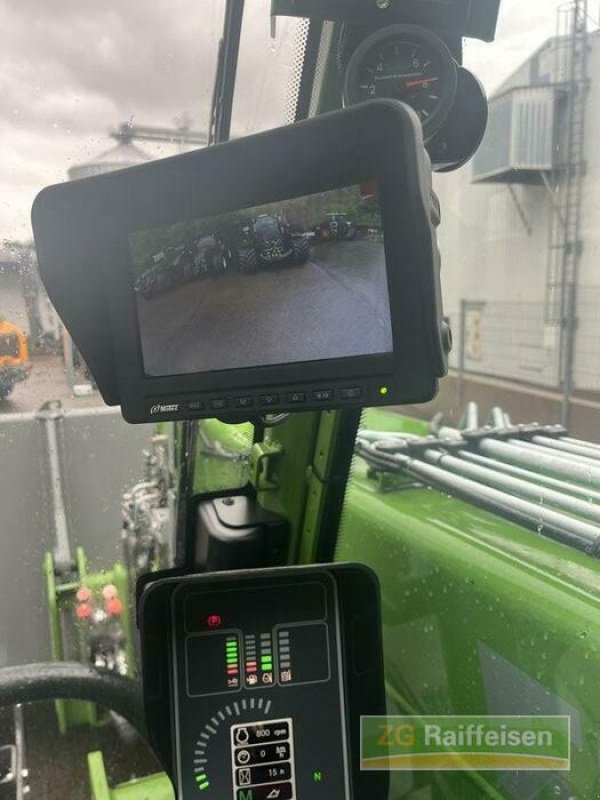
[562,436,600,453]
[357,430,418,443]
[37,404,72,570]
[425,449,600,525]
[436,427,463,441]
[459,401,479,431]
[460,451,600,504]
[14,705,26,800]
[458,300,466,410]
[509,438,600,468]
[479,438,600,489]
[532,435,600,462]
[490,407,506,428]
[403,458,600,555]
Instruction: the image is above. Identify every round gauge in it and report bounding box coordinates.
[427,67,489,173]
[343,24,458,141]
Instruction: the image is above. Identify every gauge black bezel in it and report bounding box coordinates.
[428,67,489,173]
[343,24,458,142]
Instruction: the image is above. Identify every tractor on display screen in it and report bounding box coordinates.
[313,212,356,242]
[135,236,230,298]
[236,215,311,273]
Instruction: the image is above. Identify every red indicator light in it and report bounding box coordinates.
[76,586,92,603]
[76,603,92,620]
[206,614,222,628]
[105,597,123,616]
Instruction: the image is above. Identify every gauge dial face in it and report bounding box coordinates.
[344,25,458,141]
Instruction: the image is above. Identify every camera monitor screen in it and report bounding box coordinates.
[130,184,392,378]
[33,100,449,422]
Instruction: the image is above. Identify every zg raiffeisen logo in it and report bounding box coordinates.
[360,716,571,771]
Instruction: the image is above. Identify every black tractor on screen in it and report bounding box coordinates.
[188,234,230,278]
[135,250,174,298]
[136,236,229,298]
[314,212,356,242]
[236,214,311,273]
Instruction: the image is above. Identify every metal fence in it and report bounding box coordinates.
[448,297,600,394]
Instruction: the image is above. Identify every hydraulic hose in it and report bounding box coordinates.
[0,662,147,739]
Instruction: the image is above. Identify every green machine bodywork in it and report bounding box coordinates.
[88,752,174,800]
[188,409,600,798]
[337,409,600,799]
[194,419,254,493]
[84,407,600,799]
[44,547,133,734]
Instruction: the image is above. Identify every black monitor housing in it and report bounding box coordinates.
[271,0,501,42]
[32,100,449,424]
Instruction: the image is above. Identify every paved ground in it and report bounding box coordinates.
[0,704,160,800]
[137,240,393,376]
[0,354,102,415]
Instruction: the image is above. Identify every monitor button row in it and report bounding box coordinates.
[340,387,362,400]
[184,387,362,414]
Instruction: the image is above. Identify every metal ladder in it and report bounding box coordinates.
[545,0,589,425]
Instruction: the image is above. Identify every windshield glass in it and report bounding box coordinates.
[230,0,309,134]
[0,1,227,794]
[2,1,600,798]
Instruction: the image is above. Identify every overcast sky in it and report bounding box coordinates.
[0,0,586,244]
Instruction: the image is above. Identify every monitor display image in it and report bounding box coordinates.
[129,184,393,378]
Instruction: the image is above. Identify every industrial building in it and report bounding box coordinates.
[435,5,598,425]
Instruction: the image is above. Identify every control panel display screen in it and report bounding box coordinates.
[171,572,352,800]
[129,184,393,378]
[231,718,296,799]
[184,583,330,694]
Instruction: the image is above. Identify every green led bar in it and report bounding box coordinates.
[195,773,210,791]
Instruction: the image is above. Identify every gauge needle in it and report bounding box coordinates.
[405,77,440,89]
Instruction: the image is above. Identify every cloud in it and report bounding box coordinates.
[0,0,577,243]
[0,0,224,243]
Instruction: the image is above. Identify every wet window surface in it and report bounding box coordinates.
[1,1,600,798]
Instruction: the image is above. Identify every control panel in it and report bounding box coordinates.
[138,565,387,799]
[174,574,348,799]
[146,383,369,423]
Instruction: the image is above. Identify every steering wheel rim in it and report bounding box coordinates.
[0,662,147,740]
